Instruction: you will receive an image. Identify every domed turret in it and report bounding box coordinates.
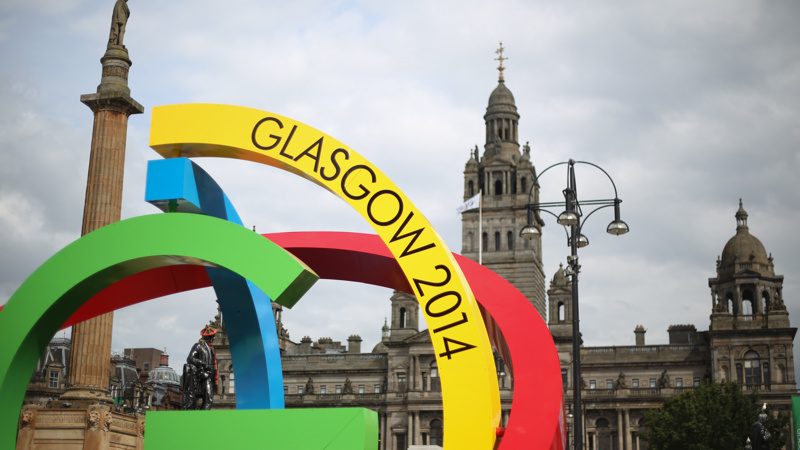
[482,42,520,162]
[717,199,773,281]
[709,200,786,329]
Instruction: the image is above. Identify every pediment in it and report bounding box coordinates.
[404,330,432,344]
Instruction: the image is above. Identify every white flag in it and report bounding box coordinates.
[456,193,481,214]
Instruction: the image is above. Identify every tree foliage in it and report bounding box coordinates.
[639,380,788,450]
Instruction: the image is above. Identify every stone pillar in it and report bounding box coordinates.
[624,409,632,450]
[407,411,414,445]
[414,411,420,445]
[617,409,624,450]
[62,45,143,406]
[414,355,422,391]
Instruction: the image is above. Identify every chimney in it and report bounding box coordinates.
[634,325,646,346]
[160,353,169,367]
[348,335,362,354]
[299,336,312,354]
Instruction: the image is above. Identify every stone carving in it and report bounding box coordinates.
[658,369,670,388]
[343,378,354,394]
[615,372,627,389]
[138,419,145,438]
[87,409,101,431]
[103,411,113,432]
[20,409,34,430]
[305,377,315,395]
[108,0,130,48]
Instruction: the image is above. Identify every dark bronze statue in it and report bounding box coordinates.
[750,403,771,450]
[181,325,218,410]
[108,0,130,48]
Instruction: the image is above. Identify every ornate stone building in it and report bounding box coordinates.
[211,50,795,450]
[549,200,796,450]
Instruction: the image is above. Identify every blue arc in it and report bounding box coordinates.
[146,157,287,410]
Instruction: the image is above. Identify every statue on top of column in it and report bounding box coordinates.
[108,0,130,48]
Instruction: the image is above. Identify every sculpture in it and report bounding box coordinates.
[615,372,627,389]
[181,325,219,410]
[750,403,771,450]
[658,369,670,388]
[108,0,130,48]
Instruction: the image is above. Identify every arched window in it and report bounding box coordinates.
[638,418,649,450]
[468,180,474,197]
[494,179,503,196]
[482,232,488,252]
[399,307,406,328]
[521,177,527,195]
[467,232,474,252]
[494,232,501,251]
[430,419,443,446]
[743,289,754,315]
[596,418,612,450]
[507,231,514,250]
[762,291,770,312]
[558,302,566,322]
[726,293,735,315]
[741,350,763,385]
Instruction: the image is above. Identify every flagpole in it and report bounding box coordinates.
[478,190,482,265]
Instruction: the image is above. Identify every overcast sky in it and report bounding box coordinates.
[2,1,799,374]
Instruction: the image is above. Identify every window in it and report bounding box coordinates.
[297,385,304,395]
[320,385,326,394]
[606,380,613,390]
[589,380,596,390]
[335,385,342,394]
[422,372,428,391]
[399,307,406,328]
[494,232,501,251]
[468,180,474,197]
[693,377,701,387]
[430,419,443,446]
[596,418,612,450]
[494,180,503,196]
[374,384,381,393]
[48,370,60,389]
[632,378,639,388]
[482,232,488,252]
[561,369,568,390]
[676,378,682,388]
[430,363,441,391]
[742,351,763,385]
[359,385,365,394]
[558,302,566,322]
[507,231,514,250]
[650,378,656,388]
[143,363,150,371]
[397,374,407,392]
[283,385,288,395]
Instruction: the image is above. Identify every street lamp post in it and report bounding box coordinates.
[520,159,628,450]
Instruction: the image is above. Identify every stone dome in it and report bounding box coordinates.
[488,80,516,108]
[550,263,570,288]
[719,200,769,268]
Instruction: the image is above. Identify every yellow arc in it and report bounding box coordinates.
[150,103,501,448]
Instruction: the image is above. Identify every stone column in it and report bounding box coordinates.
[624,409,632,450]
[617,409,624,450]
[414,411,420,445]
[414,356,422,391]
[62,45,143,406]
[407,411,414,445]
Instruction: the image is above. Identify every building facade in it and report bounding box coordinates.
[193,52,797,450]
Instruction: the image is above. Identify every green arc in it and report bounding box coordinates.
[0,213,318,443]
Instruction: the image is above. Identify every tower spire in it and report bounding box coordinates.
[495,41,507,82]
